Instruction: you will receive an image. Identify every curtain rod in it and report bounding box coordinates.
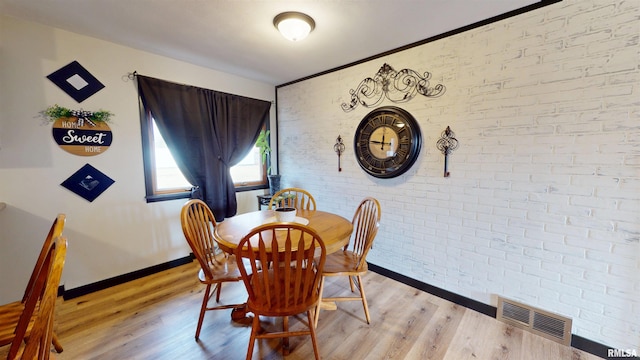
[129,70,275,104]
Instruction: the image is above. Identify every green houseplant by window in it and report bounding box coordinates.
[256,129,281,195]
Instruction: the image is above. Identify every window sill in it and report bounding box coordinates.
[145,184,268,203]
[145,192,191,203]
[236,184,268,192]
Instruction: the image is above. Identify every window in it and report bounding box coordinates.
[229,142,265,186]
[152,120,191,192]
[141,116,267,202]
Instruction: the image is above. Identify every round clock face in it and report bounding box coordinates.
[354,106,422,178]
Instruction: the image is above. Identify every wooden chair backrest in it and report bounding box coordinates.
[348,197,381,271]
[180,199,226,280]
[235,223,326,313]
[21,214,66,303]
[8,236,67,360]
[268,188,316,210]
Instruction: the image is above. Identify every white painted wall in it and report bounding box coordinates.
[0,16,275,300]
[276,0,639,350]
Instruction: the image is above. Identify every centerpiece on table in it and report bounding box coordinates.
[273,193,297,222]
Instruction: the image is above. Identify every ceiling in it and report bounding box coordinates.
[1,0,543,86]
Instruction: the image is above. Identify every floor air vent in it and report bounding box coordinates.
[497,297,572,346]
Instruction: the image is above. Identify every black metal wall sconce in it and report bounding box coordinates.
[436,126,459,177]
[334,135,345,172]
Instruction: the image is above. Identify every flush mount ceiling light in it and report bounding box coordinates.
[273,12,315,42]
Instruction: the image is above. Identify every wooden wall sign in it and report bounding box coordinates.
[52,117,113,156]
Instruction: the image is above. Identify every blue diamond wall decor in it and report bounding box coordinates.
[47,61,105,103]
[61,163,115,202]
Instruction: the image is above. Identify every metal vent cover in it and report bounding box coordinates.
[497,297,572,346]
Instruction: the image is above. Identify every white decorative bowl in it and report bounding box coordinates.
[275,207,297,222]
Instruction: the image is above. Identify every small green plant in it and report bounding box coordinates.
[273,193,296,208]
[255,129,272,175]
[41,104,113,124]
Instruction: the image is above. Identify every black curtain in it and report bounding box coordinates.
[137,75,271,220]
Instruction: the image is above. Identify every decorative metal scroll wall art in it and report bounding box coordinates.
[436,126,459,177]
[341,63,446,112]
[334,135,345,172]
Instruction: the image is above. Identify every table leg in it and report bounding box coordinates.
[231,304,248,321]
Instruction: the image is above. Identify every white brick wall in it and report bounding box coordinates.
[276,0,639,350]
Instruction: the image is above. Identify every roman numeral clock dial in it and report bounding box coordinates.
[354,106,422,178]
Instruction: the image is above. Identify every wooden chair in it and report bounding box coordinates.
[313,197,381,327]
[6,235,67,360]
[268,188,316,211]
[0,214,66,354]
[235,223,326,360]
[180,199,245,340]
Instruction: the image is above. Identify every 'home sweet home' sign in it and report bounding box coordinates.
[52,117,113,156]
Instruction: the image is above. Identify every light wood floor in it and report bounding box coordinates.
[9,261,602,359]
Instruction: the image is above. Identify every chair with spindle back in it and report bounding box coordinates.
[268,188,316,211]
[313,197,381,327]
[0,214,66,354]
[180,199,245,340]
[6,235,67,360]
[235,223,326,360]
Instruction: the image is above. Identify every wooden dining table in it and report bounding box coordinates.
[214,209,353,255]
[214,209,354,320]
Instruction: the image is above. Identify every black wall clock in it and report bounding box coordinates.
[354,106,422,178]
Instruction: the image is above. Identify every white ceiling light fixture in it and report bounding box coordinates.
[273,12,315,42]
